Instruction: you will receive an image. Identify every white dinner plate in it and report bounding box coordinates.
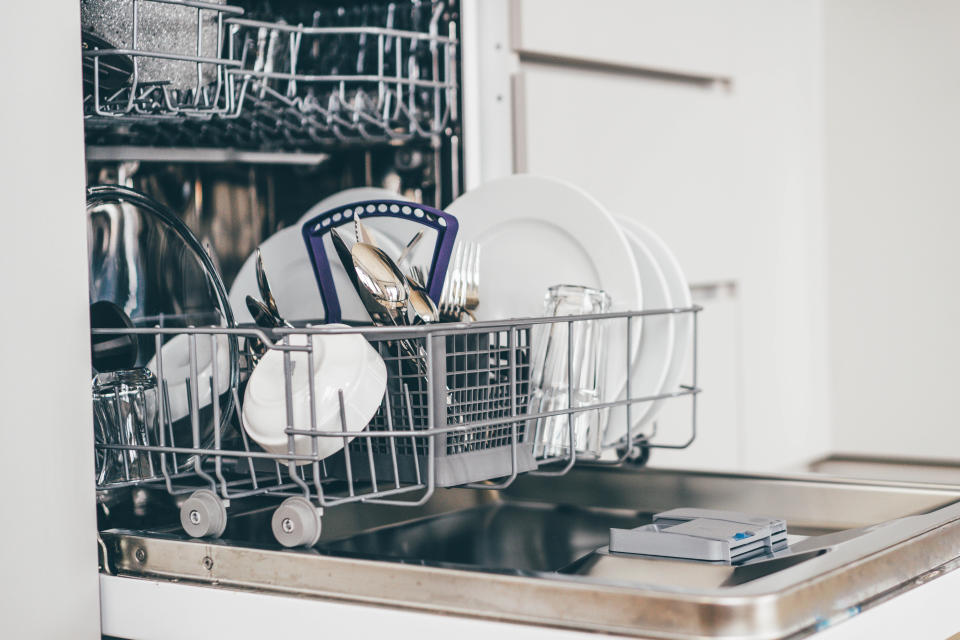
[604,216,676,445]
[445,174,643,405]
[230,188,403,324]
[611,217,693,444]
[146,333,231,423]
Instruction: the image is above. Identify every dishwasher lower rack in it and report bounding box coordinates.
[91,308,700,547]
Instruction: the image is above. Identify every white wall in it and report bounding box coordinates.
[0,4,101,638]
[825,0,960,460]
[465,0,830,471]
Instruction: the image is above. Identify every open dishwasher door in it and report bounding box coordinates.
[100,466,960,639]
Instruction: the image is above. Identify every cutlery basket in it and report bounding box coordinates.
[328,327,534,487]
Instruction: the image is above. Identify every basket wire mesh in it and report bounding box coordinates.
[93,308,699,514]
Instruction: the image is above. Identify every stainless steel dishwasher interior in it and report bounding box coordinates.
[101,466,960,638]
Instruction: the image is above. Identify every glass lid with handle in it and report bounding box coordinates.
[86,184,239,468]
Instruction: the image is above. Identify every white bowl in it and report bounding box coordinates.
[241,327,387,463]
[147,333,231,423]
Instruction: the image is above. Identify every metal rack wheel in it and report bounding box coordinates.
[180,490,228,538]
[616,440,652,468]
[272,497,322,548]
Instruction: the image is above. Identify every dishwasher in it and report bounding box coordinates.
[74,1,960,639]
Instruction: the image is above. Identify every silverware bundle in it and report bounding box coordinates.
[330,218,480,329]
[326,219,480,425]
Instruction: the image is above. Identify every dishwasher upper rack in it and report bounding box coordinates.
[82,0,246,122]
[82,0,460,150]
[91,307,700,547]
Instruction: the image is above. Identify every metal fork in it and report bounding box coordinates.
[463,242,480,320]
[438,241,480,321]
[438,242,464,320]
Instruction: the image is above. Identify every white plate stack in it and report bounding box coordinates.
[446,175,693,447]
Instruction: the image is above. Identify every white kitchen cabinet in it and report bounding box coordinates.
[514,0,736,80]
[497,0,830,471]
[514,63,739,284]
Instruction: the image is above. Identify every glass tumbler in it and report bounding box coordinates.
[530,285,611,459]
[93,367,161,486]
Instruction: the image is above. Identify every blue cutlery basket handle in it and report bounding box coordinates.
[301,199,459,323]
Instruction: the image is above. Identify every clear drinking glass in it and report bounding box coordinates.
[530,285,611,460]
[92,367,161,486]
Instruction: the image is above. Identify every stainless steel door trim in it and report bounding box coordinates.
[102,514,960,639]
[504,466,960,530]
[100,469,960,639]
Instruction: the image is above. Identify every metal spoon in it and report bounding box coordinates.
[244,295,279,363]
[348,240,434,375]
[246,295,284,329]
[350,241,410,325]
[350,227,431,322]
[330,229,361,291]
[332,228,397,325]
[255,248,282,325]
[407,265,439,324]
